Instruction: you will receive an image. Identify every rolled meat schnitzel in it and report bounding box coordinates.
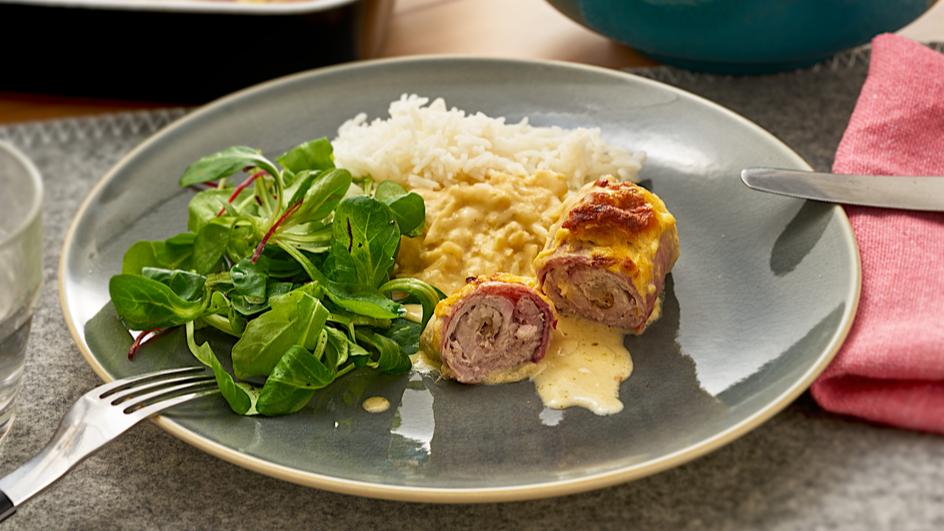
[534,176,679,333]
[422,274,556,384]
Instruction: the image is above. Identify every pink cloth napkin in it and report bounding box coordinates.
[810,35,944,434]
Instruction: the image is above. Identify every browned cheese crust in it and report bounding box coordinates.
[534,176,679,333]
[562,177,656,239]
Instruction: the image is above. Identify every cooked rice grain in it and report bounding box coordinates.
[333,95,643,191]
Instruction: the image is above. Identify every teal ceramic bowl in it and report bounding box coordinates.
[548,0,932,73]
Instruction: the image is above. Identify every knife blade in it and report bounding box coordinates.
[740,168,944,212]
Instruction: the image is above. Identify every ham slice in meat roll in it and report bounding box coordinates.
[533,176,679,334]
[421,274,556,384]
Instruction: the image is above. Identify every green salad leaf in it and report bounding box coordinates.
[109,274,206,330]
[290,169,352,224]
[255,340,339,416]
[230,287,329,379]
[378,318,423,356]
[321,283,403,320]
[186,321,258,415]
[277,137,334,175]
[230,258,268,305]
[328,196,400,289]
[121,232,196,274]
[356,328,412,374]
[193,219,233,274]
[109,137,445,417]
[179,146,279,187]
[140,267,206,301]
[380,277,440,327]
[187,189,231,233]
[374,180,426,237]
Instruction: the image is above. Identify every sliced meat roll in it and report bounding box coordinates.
[422,274,556,384]
[533,176,679,334]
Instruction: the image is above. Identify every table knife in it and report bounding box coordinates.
[740,168,944,212]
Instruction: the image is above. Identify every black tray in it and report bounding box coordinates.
[2,0,393,101]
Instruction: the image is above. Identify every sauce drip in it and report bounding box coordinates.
[362,396,390,413]
[411,316,635,416]
[531,317,632,415]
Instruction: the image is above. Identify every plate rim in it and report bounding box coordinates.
[58,55,862,503]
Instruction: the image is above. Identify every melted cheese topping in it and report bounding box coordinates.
[532,317,632,415]
[536,180,678,300]
[397,170,570,294]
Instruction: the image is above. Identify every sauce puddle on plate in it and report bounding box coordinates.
[362,396,391,414]
[532,317,632,415]
[410,316,635,416]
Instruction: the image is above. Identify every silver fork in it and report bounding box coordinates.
[0,366,218,521]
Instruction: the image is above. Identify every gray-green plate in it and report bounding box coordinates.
[59,57,860,503]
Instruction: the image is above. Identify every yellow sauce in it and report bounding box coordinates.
[646,296,663,328]
[397,170,571,294]
[402,303,424,324]
[409,351,442,376]
[482,362,542,385]
[531,317,632,415]
[412,315,634,416]
[362,396,391,414]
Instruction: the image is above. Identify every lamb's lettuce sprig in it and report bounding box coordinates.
[108,138,440,416]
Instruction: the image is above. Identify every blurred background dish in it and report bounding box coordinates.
[547,0,933,73]
[0,0,393,101]
[0,142,43,441]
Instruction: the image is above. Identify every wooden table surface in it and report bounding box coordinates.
[1,0,942,125]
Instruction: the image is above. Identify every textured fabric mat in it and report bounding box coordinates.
[0,44,942,530]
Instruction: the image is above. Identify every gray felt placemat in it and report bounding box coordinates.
[1,44,943,530]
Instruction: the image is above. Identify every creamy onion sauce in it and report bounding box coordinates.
[362,396,391,414]
[532,317,632,415]
[396,171,570,294]
[402,304,424,324]
[411,315,634,416]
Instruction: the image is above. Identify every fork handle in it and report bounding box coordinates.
[0,490,14,521]
[0,367,216,520]
[0,400,127,521]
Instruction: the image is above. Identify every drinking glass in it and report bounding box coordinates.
[0,142,43,440]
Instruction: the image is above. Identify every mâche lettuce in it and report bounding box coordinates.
[108,138,442,416]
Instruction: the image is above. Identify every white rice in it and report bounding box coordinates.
[333,94,644,191]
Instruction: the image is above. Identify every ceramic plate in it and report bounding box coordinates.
[60,57,860,502]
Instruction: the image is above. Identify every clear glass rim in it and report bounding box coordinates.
[0,141,43,247]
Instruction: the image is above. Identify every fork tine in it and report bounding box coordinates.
[119,380,219,413]
[96,366,207,398]
[107,374,215,404]
[129,387,222,420]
